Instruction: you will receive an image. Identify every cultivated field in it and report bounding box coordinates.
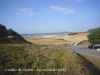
[25,32,90,46]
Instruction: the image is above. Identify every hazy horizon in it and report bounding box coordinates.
[0,0,100,34]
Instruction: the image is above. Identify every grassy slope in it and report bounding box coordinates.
[77,40,90,45]
[0,44,100,75]
[87,27,100,33]
[81,54,100,70]
[0,37,32,44]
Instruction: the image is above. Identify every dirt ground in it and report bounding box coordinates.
[25,32,90,46]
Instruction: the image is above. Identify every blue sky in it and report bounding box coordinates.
[0,0,100,34]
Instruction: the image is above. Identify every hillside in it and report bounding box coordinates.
[87,27,100,33]
[0,24,30,44]
[25,32,90,45]
[0,24,100,75]
[0,44,100,75]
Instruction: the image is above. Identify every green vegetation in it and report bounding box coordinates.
[0,44,100,75]
[77,40,90,45]
[0,24,8,37]
[0,24,31,44]
[87,27,100,33]
[1,24,100,75]
[87,29,100,45]
[68,33,79,35]
[57,39,67,41]
[81,54,100,70]
[0,37,30,44]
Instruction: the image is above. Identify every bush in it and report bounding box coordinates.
[68,33,78,35]
[77,40,90,45]
[87,29,100,44]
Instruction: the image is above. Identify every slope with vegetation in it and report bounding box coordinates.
[0,44,100,75]
[0,24,100,75]
[87,28,100,45]
[0,24,30,44]
[77,40,90,45]
[77,27,100,45]
[87,27,100,33]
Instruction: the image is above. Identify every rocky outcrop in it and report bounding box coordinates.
[7,28,27,42]
[0,24,6,30]
[7,28,15,35]
[0,24,8,37]
[0,24,30,43]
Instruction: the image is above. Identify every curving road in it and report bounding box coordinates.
[65,45,100,57]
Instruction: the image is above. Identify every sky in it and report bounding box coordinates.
[0,0,100,34]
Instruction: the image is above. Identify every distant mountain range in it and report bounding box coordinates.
[21,26,100,37]
[21,31,73,37]
[87,27,100,33]
[43,31,73,35]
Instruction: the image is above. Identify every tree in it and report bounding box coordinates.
[87,29,100,49]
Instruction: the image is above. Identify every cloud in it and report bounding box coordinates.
[15,8,35,17]
[50,6,74,14]
[75,0,83,2]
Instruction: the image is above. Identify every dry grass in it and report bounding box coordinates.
[1,44,99,75]
[25,38,70,46]
[77,40,90,45]
[81,54,100,69]
[25,32,90,46]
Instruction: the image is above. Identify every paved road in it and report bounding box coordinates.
[65,45,100,57]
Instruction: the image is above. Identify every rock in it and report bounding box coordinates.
[7,28,26,42]
[7,35,18,40]
[0,24,30,43]
[7,28,15,35]
[0,24,8,37]
[0,24,6,30]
